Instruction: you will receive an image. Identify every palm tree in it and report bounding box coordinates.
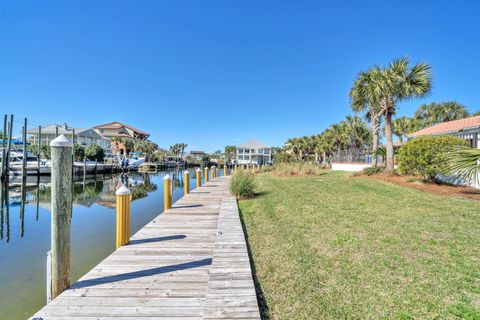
[371,57,432,172]
[169,144,181,157]
[344,115,372,149]
[392,116,411,143]
[415,101,469,127]
[224,146,236,162]
[350,70,383,166]
[286,137,300,160]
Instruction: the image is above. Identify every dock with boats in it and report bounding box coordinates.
[29,175,261,320]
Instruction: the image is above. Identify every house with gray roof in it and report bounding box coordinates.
[27,124,111,152]
[236,139,271,165]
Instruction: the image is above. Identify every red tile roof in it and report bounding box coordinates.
[409,116,480,138]
[94,121,149,136]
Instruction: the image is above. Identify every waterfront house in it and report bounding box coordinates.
[236,140,271,165]
[94,121,150,155]
[27,124,111,151]
[189,151,206,161]
[408,115,480,148]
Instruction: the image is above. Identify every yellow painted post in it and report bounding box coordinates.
[224,164,227,176]
[116,184,131,249]
[234,164,237,172]
[164,174,172,210]
[184,170,190,194]
[204,166,209,182]
[196,168,201,187]
[211,166,216,179]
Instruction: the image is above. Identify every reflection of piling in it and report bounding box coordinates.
[184,170,190,194]
[164,175,172,211]
[196,168,201,188]
[50,134,73,299]
[116,184,131,248]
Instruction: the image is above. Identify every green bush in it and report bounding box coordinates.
[397,135,468,180]
[74,144,85,161]
[85,144,105,162]
[230,170,256,199]
[362,166,385,176]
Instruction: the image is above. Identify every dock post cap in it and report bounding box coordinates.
[196,168,201,172]
[115,184,131,196]
[50,134,73,147]
[164,174,171,180]
[184,170,190,175]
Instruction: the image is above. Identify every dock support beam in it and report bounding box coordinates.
[164,174,172,210]
[196,168,201,187]
[116,184,131,248]
[50,134,73,299]
[184,170,190,194]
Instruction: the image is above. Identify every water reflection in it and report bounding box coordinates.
[0,170,198,243]
[0,169,215,320]
[0,172,182,243]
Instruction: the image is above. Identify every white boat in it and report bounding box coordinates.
[5,151,52,175]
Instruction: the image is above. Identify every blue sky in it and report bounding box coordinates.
[1,0,479,151]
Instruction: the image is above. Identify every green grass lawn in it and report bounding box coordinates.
[239,171,480,320]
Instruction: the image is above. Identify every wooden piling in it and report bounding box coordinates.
[164,174,172,210]
[224,164,227,176]
[22,118,27,178]
[184,170,190,194]
[50,134,73,299]
[37,126,42,172]
[115,184,131,248]
[196,168,201,187]
[211,166,216,179]
[204,166,209,182]
[1,115,6,179]
[4,115,13,179]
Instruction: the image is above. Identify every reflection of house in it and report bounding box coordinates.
[408,115,480,148]
[236,140,271,165]
[27,124,110,151]
[93,121,150,155]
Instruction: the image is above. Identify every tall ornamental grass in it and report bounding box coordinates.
[273,162,325,176]
[230,170,256,199]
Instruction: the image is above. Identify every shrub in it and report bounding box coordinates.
[397,135,468,180]
[273,162,324,176]
[362,166,385,176]
[85,144,105,162]
[74,144,85,161]
[230,170,256,199]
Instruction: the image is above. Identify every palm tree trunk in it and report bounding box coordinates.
[384,112,395,172]
[372,117,380,167]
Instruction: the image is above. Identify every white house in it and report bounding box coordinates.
[27,124,111,152]
[236,140,271,165]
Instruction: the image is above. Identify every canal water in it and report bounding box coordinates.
[0,168,222,320]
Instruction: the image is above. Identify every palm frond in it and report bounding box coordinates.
[444,148,480,186]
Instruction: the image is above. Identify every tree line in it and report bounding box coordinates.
[281,57,477,169]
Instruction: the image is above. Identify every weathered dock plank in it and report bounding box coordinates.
[30,176,260,320]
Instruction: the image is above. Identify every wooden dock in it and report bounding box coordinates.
[30,176,260,320]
